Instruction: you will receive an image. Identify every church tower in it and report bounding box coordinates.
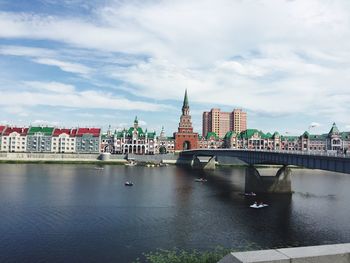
[174,90,198,151]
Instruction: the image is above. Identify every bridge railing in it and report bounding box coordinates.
[183,148,350,159]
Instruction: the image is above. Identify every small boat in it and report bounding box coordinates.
[94,167,104,170]
[250,202,268,209]
[125,161,137,166]
[124,181,133,186]
[244,192,256,196]
[195,178,207,182]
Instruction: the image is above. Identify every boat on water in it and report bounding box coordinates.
[94,167,104,170]
[124,181,133,186]
[195,178,207,182]
[244,192,256,196]
[250,202,268,209]
[125,160,137,166]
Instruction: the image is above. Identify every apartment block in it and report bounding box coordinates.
[75,128,101,153]
[202,108,247,138]
[0,127,28,152]
[26,126,54,152]
[51,128,77,153]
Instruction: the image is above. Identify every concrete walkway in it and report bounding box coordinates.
[218,243,350,262]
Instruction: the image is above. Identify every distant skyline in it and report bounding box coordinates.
[0,0,350,135]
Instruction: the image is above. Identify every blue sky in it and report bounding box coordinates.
[0,0,350,136]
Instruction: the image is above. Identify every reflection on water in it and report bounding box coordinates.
[0,164,350,262]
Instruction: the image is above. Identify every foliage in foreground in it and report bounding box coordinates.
[133,247,231,263]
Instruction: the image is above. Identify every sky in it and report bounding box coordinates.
[0,0,350,136]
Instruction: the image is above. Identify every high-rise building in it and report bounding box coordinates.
[232,109,247,134]
[202,108,247,138]
[174,90,198,151]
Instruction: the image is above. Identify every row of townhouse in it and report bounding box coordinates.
[0,126,101,153]
[2,122,348,154]
[223,123,350,153]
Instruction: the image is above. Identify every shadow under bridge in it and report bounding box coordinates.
[179,149,350,193]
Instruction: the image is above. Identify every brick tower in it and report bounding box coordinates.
[174,90,198,151]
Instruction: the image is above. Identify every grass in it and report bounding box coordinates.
[133,247,232,263]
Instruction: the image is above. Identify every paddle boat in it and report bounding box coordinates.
[125,160,137,167]
[244,192,256,196]
[250,202,268,209]
[195,178,207,182]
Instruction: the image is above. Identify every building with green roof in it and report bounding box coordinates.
[26,126,54,152]
[198,132,223,149]
[219,122,350,152]
[326,123,342,151]
[101,117,158,154]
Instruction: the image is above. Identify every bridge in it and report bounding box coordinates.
[178,149,350,193]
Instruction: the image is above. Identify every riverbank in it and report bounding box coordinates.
[0,152,178,165]
[0,159,126,165]
[0,152,126,164]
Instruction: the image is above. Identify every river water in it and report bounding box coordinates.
[0,164,350,262]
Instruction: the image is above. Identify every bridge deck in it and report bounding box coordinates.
[180,149,350,174]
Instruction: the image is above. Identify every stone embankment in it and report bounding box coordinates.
[0,152,125,163]
[218,243,350,263]
[0,152,178,164]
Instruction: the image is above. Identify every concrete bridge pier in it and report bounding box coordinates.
[191,155,216,170]
[245,165,292,194]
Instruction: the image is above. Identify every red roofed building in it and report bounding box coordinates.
[76,128,101,137]
[75,128,101,153]
[0,125,6,134]
[52,128,76,153]
[1,127,28,152]
[0,125,7,151]
[71,129,77,137]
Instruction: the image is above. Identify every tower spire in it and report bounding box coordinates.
[183,89,189,108]
[182,89,190,116]
[134,116,138,129]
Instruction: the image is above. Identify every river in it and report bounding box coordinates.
[0,164,350,262]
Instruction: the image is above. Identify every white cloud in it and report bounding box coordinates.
[33,58,92,75]
[24,81,76,93]
[0,81,172,112]
[32,119,60,126]
[0,0,350,128]
[138,120,147,126]
[0,45,55,57]
[3,106,29,117]
[0,45,92,76]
